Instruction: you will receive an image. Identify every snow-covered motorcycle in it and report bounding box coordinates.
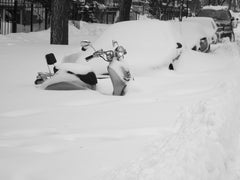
[34,40,131,96]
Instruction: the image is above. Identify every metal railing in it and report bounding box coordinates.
[0,1,121,35]
[0,0,49,35]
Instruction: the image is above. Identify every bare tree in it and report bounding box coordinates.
[118,0,132,22]
[50,0,70,45]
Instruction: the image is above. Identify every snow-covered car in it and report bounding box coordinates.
[170,20,211,53]
[183,17,218,44]
[77,20,183,74]
[197,6,235,41]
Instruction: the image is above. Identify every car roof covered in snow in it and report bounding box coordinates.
[77,20,182,75]
[202,5,229,10]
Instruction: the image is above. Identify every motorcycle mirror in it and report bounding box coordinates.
[45,53,57,65]
[82,47,87,51]
[80,40,91,51]
[176,42,182,49]
[45,53,57,76]
[112,40,119,47]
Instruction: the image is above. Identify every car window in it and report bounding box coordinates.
[198,9,231,21]
[198,9,215,18]
[215,10,231,20]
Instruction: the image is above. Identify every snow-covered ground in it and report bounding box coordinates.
[1,21,240,180]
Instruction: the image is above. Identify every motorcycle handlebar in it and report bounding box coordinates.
[85,55,94,61]
[85,49,119,62]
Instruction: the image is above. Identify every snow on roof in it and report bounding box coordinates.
[202,5,228,10]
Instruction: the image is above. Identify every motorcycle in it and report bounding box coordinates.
[34,40,132,96]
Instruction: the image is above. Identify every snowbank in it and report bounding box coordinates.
[102,88,240,180]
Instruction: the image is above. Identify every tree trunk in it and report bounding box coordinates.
[228,0,232,9]
[50,0,69,45]
[156,1,161,19]
[118,0,132,22]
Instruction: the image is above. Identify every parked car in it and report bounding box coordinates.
[183,17,218,44]
[77,20,183,74]
[197,6,235,41]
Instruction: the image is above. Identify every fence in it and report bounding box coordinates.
[0,0,49,35]
[0,1,119,35]
[0,1,137,35]
[70,2,119,24]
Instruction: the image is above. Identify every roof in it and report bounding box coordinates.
[202,5,228,11]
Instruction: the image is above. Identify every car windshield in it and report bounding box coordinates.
[198,9,231,20]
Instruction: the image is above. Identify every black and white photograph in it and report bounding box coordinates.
[1,0,240,179]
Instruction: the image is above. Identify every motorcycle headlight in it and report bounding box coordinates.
[117,51,124,57]
[115,46,127,58]
[106,51,114,60]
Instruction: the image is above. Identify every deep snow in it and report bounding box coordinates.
[0,20,240,180]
